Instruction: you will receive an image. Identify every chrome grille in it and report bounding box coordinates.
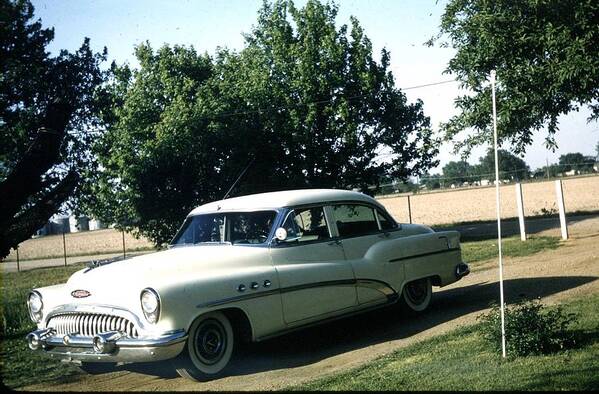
[47,313,139,338]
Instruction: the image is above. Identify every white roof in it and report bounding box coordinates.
[188,189,383,215]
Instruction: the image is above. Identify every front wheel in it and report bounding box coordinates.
[173,311,234,381]
[400,277,432,313]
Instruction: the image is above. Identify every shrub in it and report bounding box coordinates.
[478,299,577,357]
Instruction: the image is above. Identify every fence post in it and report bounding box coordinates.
[515,183,526,241]
[16,246,20,272]
[122,230,126,260]
[555,179,569,240]
[62,232,67,267]
[407,195,412,224]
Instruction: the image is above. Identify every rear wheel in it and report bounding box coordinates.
[173,311,234,381]
[400,277,432,313]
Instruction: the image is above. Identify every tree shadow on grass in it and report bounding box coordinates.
[118,275,596,380]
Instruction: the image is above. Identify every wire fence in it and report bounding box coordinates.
[376,174,599,228]
[1,228,156,273]
[372,162,599,194]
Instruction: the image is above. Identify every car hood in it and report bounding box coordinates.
[69,245,266,288]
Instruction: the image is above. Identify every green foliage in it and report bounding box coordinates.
[442,160,472,184]
[474,148,530,181]
[478,299,578,357]
[420,172,442,189]
[430,0,599,155]
[558,152,596,173]
[0,0,107,179]
[435,148,529,187]
[0,0,107,257]
[87,0,438,246]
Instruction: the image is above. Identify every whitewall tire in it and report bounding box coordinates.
[173,311,234,381]
[401,277,432,312]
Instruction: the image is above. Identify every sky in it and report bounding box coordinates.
[31,0,599,173]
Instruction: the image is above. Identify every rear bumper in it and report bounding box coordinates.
[26,328,187,364]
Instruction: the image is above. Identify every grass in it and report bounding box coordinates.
[461,235,561,270]
[0,263,87,389]
[292,294,599,391]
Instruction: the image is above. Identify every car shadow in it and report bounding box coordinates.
[118,274,596,380]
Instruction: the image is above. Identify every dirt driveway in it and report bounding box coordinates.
[23,218,599,391]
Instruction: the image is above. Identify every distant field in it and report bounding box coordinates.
[3,229,155,262]
[379,175,599,225]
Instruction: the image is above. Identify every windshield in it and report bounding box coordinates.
[171,211,277,246]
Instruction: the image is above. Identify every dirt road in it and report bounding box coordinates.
[22,218,599,391]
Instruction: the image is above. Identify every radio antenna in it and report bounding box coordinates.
[222,157,255,200]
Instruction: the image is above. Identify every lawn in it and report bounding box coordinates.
[461,235,561,270]
[0,263,87,389]
[293,293,599,391]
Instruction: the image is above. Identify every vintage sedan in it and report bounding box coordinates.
[26,189,469,381]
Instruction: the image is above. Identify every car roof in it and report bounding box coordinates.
[188,189,384,215]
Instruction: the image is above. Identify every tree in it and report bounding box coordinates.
[420,172,441,190]
[558,152,595,173]
[475,149,530,181]
[86,0,439,246]
[0,0,106,258]
[442,160,472,184]
[429,0,599,155]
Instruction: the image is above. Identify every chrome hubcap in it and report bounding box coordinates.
[194,319,226,365]
[405,279,428,305]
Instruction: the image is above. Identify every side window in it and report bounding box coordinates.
[376,209,396,231]
[332,204,379,237]
[280,207,330,243]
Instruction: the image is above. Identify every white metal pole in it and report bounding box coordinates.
[555,179,569,240]
[515,183,526,241]
[491,70,507,358]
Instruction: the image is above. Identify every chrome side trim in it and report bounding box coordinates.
[196,278,397,309]
[389,247,461,263]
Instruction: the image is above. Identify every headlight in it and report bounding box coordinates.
[27,291,43,323]
[140,288,160,324]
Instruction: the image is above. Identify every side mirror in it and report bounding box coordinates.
[273,227,300,243]
[275,227,288,241]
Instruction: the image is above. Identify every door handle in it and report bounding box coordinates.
[327,239,342,246]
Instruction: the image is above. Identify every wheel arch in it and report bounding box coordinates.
[187,307,254,344]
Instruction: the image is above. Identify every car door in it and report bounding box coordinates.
[330,203,399,306]
[269,206,357,325]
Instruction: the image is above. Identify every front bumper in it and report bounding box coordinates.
[26,328,187,364]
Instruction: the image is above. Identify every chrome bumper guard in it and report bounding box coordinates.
[455,262,470,278]
[26,328,187,364]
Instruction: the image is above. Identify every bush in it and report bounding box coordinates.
[478,299,577,357]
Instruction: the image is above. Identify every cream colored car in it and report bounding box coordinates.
[26,189,469,381]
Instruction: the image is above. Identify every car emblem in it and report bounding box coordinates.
[71,289,91,298]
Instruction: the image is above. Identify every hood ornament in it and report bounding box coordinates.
[71,289,91,298]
